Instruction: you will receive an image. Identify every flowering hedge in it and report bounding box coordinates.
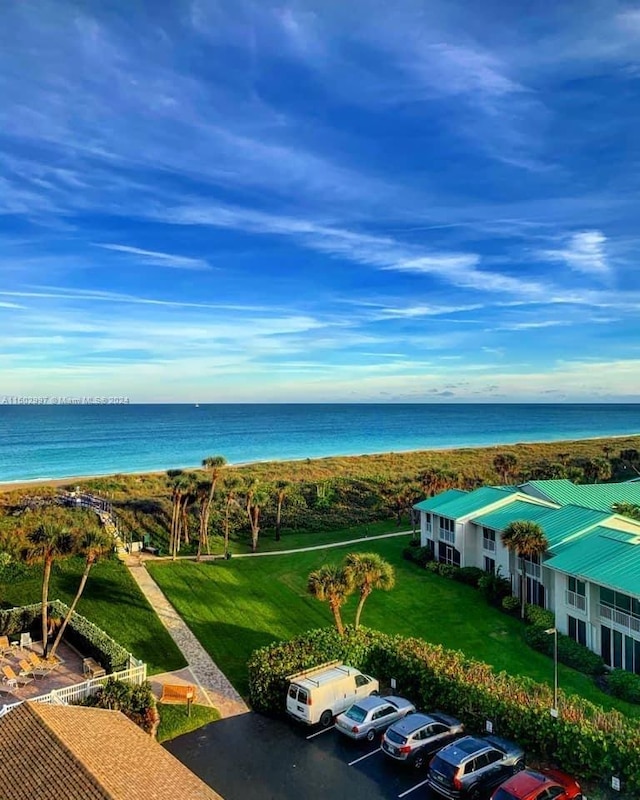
[248,627,640,792]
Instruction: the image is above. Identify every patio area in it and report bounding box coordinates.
[0,639,89,704]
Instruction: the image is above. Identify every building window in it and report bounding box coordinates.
[566,576,587,612]
[482,528,496,552]
[483,556,496,574]
[568,615,587,647]
[439,517,455,544]
[424,513,432,533]
[601,625,640,673]
[526,577,545,608]
[438,542,460,567]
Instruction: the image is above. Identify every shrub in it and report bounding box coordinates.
[523,625,606,676]
[452,566,485,588]
[501,596,520,614]
[524,605,555,630]
[403,545,434,567]
[608,670,640,704]
[478,568,512,604]
[248,627,640,790]
[81,678,158,734]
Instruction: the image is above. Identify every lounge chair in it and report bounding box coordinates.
[18,659,36,678]
[2,665,33,687]
[20,632,32,650]
[0,636,16,656]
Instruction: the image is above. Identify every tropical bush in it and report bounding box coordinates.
[248,627,640,790]
[501,595,520,614]
[524,605,555,630]
[81,678,158,734]
[477,568,512,604]
[608,670,640,704]
[402,545,433,567]
[452,566,485,588]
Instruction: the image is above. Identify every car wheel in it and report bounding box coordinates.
[513,759,525,773]
[413,753,426,770]
[370,690,379,696]
[469,788,481,800]
[319,710,333,728]
[366,728,376,743]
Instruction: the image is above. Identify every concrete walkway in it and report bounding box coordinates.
[125,556,249,719]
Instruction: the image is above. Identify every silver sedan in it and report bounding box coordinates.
[335,695,416,742]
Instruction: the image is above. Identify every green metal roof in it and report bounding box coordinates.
[545,525,640,595]
[523,480,640,512]
[413,489,467,512]
[427,486,516,520]
[472,502,609,550]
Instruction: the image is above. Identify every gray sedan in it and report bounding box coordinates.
[335,695,416,742]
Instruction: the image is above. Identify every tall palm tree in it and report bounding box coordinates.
[343,552,395,629]
[245,479,268,552]
[200,456,227,556]
[222,475,243,558]
[48,528,112,660]
[25,520,75,656]
[274,480,290,542]
[501,520,548,619]
[307,564,353,636]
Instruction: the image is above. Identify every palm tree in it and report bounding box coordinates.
[48,528,112,660]
[612,502,640,522]
[25,520,74,656]
[343,552,395,629]
[222,475,243,558]
[274,480,290,542]
[583,457,612,484]
[493,453,518,484]
[245,479,268,552]
[200,456,227,556]
[307,564,352,636]
[501,521,548,619]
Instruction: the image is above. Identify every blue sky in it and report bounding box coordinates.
[1,1,640,402]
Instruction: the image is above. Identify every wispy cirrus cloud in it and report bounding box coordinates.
[95,243,211,270]
[542,230,610,277]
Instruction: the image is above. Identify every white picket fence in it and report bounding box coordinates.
[0,662,147,718]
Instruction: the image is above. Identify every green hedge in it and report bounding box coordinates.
[0,601,130,672]
[248,627,640,791]
[81,678,158,734]
[524,605,555,630]
[523,624,606,677]
[402,545,433,567]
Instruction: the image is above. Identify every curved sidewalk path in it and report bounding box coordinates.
[125,555,249,719]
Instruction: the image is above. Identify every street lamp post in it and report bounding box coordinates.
[545,627,558,716]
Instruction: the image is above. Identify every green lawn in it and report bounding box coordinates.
[0,557,186,675]
[157,702,221,743]
[148,537,640,717]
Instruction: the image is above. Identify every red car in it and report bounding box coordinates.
[491,768,582,800]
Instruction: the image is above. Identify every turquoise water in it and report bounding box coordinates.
[0,404,639,482]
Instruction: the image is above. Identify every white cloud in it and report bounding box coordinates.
[543,230,610,276]
[95,244,211,270]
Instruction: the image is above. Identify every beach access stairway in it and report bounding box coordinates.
[58,491,128,556]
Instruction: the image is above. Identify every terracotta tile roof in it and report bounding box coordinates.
[0,702,222,800]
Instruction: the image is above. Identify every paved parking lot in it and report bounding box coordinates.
[165,712,446,800]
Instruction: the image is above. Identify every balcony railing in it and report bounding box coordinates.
[565,590,587,612]
[439,528,455,544]
[482,538,496,552]
[599,604,640,634]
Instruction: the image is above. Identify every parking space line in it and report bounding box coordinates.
[398,777,431,798]
[306,725,335,740]
[348,747,381,766]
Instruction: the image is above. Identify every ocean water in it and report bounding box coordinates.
[0,403,639,483]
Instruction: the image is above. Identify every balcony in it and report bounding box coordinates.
[482,538,496,552]
[565,590,587,612]
[439,529,455,544]
[599,604,640,634]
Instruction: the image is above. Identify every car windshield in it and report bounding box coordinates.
[492,790,518,800]
[345,705,368,723]
[386,729,408,745]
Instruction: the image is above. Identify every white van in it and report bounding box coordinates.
[286,661,379,727]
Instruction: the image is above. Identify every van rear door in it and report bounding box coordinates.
[286,684,311,722]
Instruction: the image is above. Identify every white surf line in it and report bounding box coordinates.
[348,747,382,766]
[398,777,431,798]
[306,725,335,739]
